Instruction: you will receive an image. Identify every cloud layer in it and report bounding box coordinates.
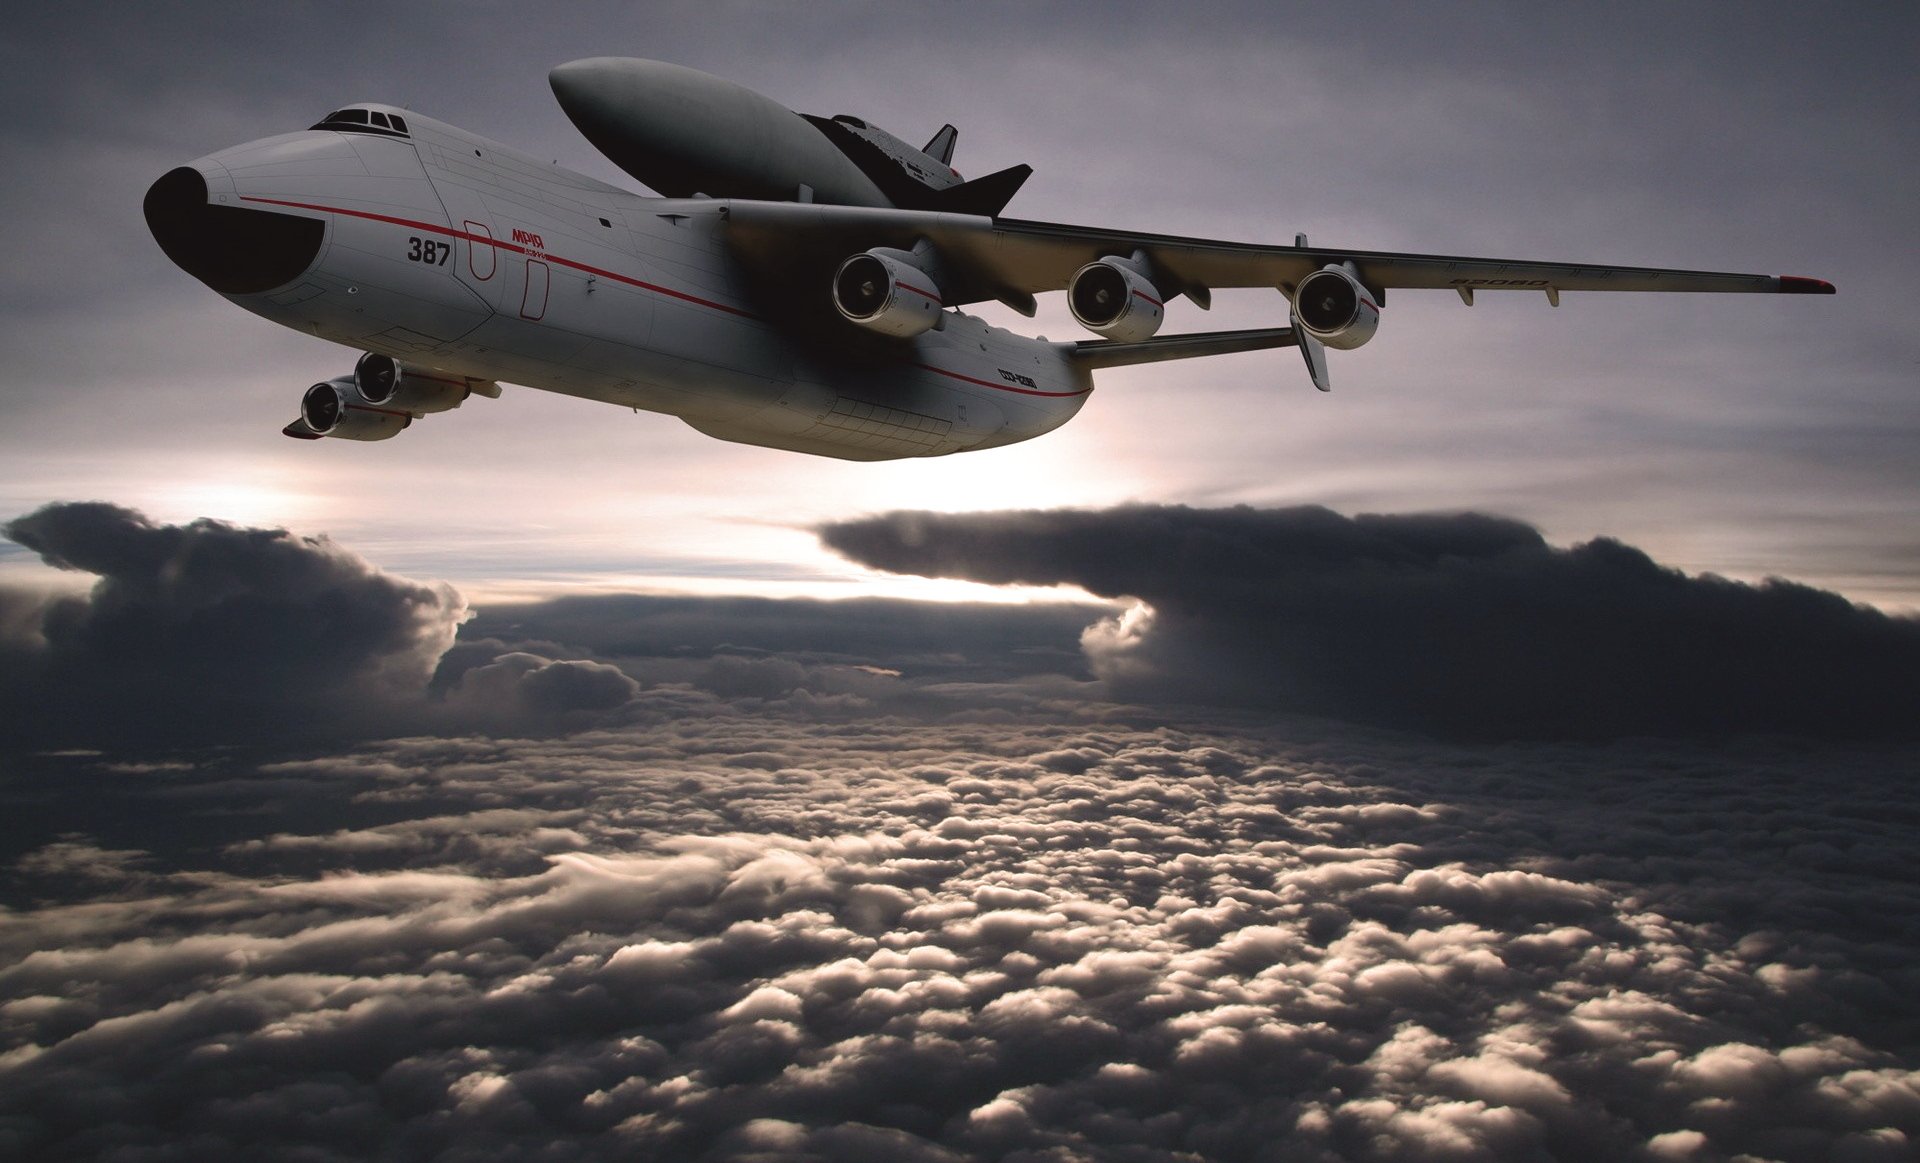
[822,505,1920,740]
[3,715,1915,1161]
[9,500,1915,758]
[0,503,1109,754]
[1,502,1915,1159]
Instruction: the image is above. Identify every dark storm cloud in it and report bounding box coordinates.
[822,505,1920,740]
[1,714,1914,1160]
[0,502,465,750]
[0,504,1110,753]
[0,509,709,751]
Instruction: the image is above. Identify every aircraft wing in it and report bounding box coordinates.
[720,200,1834,313]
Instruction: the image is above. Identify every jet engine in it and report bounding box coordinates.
[1069,257,1165,343]
[290,356,501,441]
[1291,264,1381,350]
[300,378,410,440]
[353,352,472,414]
[832,251,943,337]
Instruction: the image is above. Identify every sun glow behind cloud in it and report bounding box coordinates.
[148,476,328,531]
[1,376,1155,604]
[20,365,1917,612]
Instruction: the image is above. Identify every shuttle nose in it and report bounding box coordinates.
[143,166,325,294]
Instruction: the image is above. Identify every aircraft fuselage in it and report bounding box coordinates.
[152,106,1088,460]
[148,60,1830,457]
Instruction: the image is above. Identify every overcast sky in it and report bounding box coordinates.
[3,6,1918,1158]
[1,0,1915,606]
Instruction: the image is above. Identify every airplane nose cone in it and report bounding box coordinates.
[144,166,325,294]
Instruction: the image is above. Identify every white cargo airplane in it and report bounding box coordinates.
[145,57,1834,461]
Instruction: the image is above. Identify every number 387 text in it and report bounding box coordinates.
[407,237,450,265]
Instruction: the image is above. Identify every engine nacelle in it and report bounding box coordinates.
[301,378,410,441]
[353,352,472,415]
[1069,258,1165,342]
[832,251,943,337]
[1292,264,1381,350]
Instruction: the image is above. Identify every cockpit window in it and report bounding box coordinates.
[309,107,410,138]
[833,115,868,129]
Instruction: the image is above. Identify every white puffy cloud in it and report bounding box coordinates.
[2,710,1914,1160]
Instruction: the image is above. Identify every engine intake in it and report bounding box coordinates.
[301,378,410,441]
[1069,258,1165,343]
[1292,264,1381,350]
[354,352,472,414]
[833,251,943,337]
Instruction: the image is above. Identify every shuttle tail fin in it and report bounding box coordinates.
[923,124,957,165]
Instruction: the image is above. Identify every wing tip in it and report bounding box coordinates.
[1777,275,1836,295]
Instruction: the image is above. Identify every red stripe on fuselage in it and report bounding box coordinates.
[914,363,1089,398]
[243,194,1086,400]
[240,195,757,319]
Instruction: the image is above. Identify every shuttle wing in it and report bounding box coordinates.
[721,200,1834,313]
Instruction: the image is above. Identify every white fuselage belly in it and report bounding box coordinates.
[198,117,1089,460]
